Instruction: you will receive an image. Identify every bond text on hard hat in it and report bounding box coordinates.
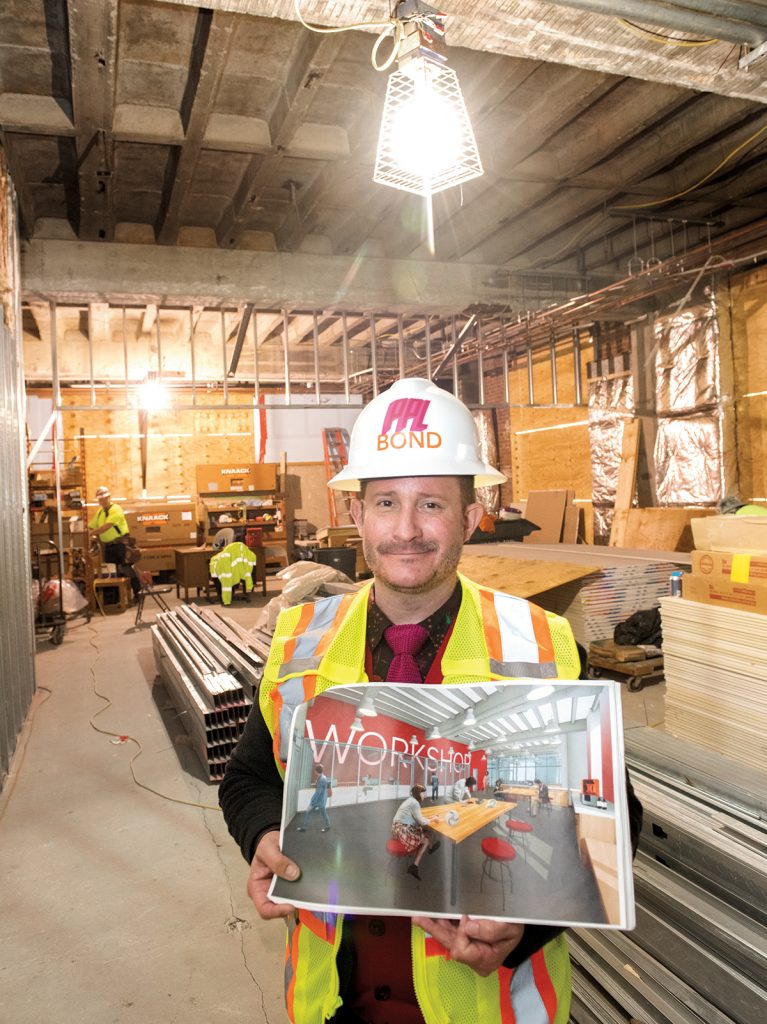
[377,396,442,451]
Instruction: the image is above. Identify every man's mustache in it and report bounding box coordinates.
[376,541,438,555]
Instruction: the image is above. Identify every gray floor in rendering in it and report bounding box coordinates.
[275,797,605,924]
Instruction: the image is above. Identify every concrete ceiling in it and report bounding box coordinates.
[5,0,767,386]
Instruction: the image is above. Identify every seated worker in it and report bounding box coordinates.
[392,784,440,881]
[87,485,140,598]
[451,774,478,804]
[219,377,643,1024]
[209,529,256,605]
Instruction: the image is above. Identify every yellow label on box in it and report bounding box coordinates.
[730,553,750,583]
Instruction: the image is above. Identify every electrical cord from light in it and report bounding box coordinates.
[614,119,767,210]
[616,17,718,47]
[86,627,221,812]
[294,0,440,72]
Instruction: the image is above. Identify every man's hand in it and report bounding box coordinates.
[412,915,524,977]
[247,831,301,920]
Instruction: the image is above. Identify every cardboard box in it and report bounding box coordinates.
[690,514,767,555]
[682,573,767,615]
[125,503,197,545]
[196,463,277,494]
[692,549,767,583]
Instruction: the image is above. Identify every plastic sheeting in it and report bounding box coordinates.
[588,372,635,544]
[473,409,500,513]
[654,416,722,505]
[653,304,721,506]
[655,308,718,414]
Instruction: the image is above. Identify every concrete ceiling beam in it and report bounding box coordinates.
[215,31,345,248]
[155,9,237,245]
[66,0,118,241]
[21,239,538,314]
[147,0,767,103]
[465,95,761,267]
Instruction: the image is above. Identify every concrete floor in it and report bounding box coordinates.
[0,584,664,1024]
[0,585,286,1024]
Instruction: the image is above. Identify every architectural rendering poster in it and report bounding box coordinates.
[270,680,636,928]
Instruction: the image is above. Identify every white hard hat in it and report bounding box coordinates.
[328,378,506,491]
[95,486,110,497]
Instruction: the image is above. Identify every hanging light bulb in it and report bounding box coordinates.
[356,692,378,717]
[427,723,442,740]
[462,707,477,728]
[137,372,168,411]
[373,2,482,251]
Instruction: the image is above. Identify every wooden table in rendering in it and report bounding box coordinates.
[422,800,516,907]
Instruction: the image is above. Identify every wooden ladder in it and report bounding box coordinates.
[322,428,352,527]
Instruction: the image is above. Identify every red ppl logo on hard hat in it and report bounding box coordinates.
[377,397,443,451]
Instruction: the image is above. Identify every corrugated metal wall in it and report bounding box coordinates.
[0,152,36,788]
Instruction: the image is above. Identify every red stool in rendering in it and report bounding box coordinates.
[480,837,516,911]
[505,818,534,861]
[385,838,412,879]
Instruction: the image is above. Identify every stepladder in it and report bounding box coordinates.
[322,427,352,527]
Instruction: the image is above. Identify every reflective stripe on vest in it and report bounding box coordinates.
[279,594,351,676]
[272,594,356,762]
[509,955,556,1023]
[479,587,559,678]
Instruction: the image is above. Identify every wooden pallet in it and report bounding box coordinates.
[588,652,664,691]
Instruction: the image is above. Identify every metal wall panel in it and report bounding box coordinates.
[0,158,36,787]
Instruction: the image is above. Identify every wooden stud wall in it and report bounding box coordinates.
[508,334,594,500]
[724,266,767,500]
[35,389,256,500]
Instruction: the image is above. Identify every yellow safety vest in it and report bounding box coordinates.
[261,574,579,1024]
[209,542,256,605]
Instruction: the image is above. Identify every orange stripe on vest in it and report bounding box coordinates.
[298,909,336,944]
[479,588,503,664]
[498,965,517,1024]
[314,594,356,660]
[424,935,451,958]
[285,918,302,1020]
[528,602,556,666]
[530,949,558,1022]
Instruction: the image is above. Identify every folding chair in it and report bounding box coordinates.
[133,569,173,626]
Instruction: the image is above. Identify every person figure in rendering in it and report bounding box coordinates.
[296,764,331,833]
[392,784,441,881]
[452,774,478,804]
[429,769,439,802]
[87,485,140,598]
[220,377,642,1024]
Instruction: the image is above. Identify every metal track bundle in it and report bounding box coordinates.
[151,605,264,782]
[569,727,767,1023]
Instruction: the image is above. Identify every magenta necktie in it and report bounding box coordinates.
[384,623,429,683]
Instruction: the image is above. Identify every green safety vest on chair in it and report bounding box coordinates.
[209,542,256,605]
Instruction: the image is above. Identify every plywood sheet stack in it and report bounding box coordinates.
[660,595,767,771]
[661,514,767,771]
[460,543,686,647]
[545,562,676,644]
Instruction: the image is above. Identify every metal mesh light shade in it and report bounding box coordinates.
[374,58,483,197]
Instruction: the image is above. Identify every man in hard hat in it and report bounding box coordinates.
[87,485,140,598]
[220,378,642,1024]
